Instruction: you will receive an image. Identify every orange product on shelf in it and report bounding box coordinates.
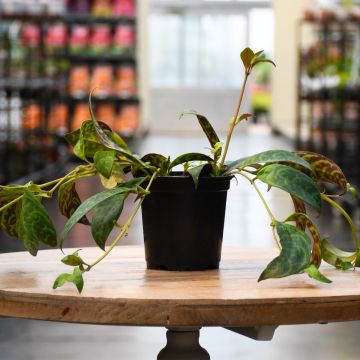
[92,0,113,17]
[113,104,139,134]
[113,0,136,17]
[91,65,113,96]
[69,66,90,96]
[91,25,112,53]
[114,65,136,95]
[95,104,116,127]
[48,104,68,133]
[22,103,42,130]
[113,25,135,53]
[72,104,91,130]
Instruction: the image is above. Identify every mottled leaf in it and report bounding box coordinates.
[53,266,84,293]
[321,239,356,267]
[180,110,220,148]
[188,164,211,189]
[0,199,21,237]
[89,95,147,169]
[58,180,89,225]
[285,212,322,268]
[61,250,86,267]
[141,153,168,168]
[290,195,306,230]
[304,264,332,283]
[169,153,213,169]
[91,193,125,250]
[94,150,116,179]
[296,151,347,190]
[64,128,81,147]
[225,150,314,174]
[258,222,311,281]
[60,177,145,247]
[17,190,57,256]
[257,164,321,212]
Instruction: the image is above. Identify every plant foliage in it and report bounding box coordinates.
[0,47,358,293]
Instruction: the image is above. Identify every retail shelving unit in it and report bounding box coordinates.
[297,16,360,188]
[0,1,143,184]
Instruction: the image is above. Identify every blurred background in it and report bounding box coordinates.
[1,0,360,359]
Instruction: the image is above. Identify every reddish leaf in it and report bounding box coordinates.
[290,195,306,230]
[296,151,347,190]
[285,213,322,268]
[58,181,90,225]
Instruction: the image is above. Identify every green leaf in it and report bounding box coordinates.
[91,193,125,250]
[64,128,80,147]
[60,177,145,247]
[241,47,255,70]
[321,239,356,267]
[17,190,57,256]
[188,164,210,189]
[355,252,360,267]
[284,212,322,268]
[58,180,90,225]
[61,250,86,267]
[295,151,348,191]
[169,153,213,169]
[335,259,354,270]
[304,264,332,284]
[347,184,357,199]
[258,222,311,281]
[180,110,220,148]
[89,94,148,169]
[53,266,84,293]
[257,164,321,212]
[226,150,314,174]
[94,150,116,179]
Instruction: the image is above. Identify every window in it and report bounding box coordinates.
[149,3,274,88]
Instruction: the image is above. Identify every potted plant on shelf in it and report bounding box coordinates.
[0,48,358,293]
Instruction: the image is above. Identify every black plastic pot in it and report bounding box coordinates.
[141,173,232,270]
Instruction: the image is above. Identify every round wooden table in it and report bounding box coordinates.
[1,246,360,359]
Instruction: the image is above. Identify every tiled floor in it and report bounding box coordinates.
[1,125,359,359]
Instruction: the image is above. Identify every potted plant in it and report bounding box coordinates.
[0,48,358,293]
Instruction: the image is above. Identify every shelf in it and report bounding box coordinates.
[300,86,360,101]
[0,12,136,25]
[60,52,136,64]
[0,78,66,92]
[64,94,139,103]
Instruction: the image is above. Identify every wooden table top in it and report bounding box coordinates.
[1,246,360,327]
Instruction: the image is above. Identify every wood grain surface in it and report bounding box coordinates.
[1,246,360,327]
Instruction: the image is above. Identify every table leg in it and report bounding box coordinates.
[157,327,210,360]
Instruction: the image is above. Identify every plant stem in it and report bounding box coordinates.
[39,165,94,190]
[88,171,159,270]
[219,72,250,169]
[0,195,23,213]
[238,171,281,250]
[321,193,359,251]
